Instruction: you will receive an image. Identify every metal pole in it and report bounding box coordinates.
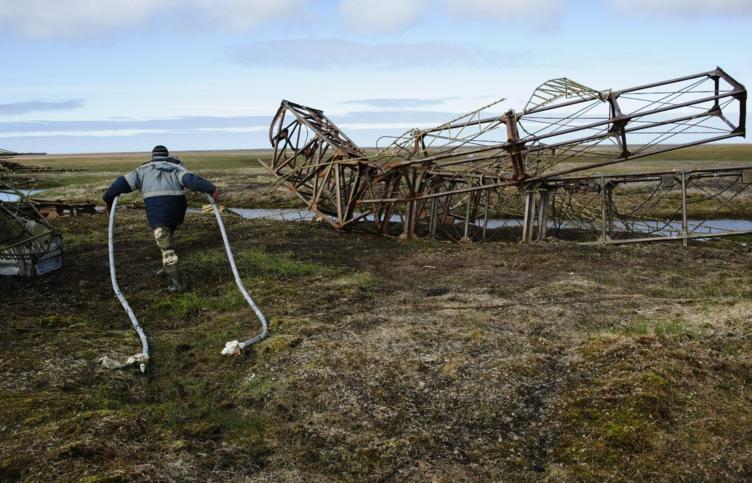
[606,183,614,236]
[482,190,490,242]
[538,190,549,240]
[461,193,472,243]
[681,172,688,247]
[600,176,608,243]
[522,191,534,242]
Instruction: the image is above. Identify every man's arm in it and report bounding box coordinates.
[102,170,139,210]
[180,171,217,198]
[103,176,132,205]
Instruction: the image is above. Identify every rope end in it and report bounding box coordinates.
[221,340,242,356]
[99,353,149,372]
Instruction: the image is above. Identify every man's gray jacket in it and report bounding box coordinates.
[103,156,215,229]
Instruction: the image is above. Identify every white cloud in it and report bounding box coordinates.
[1,0,747,40]
[612,0,752,15]
[0,99,84,115]
[229,38,524,69]
[343,97,459,108]
[0,0,307,39]
[444,0,564,24]
[188,0,307,31]
[339,0,564,33]
[0,0,169,38]
[339,0,428,33]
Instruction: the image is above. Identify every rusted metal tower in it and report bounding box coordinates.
[263,67,747,243]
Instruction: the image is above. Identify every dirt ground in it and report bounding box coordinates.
[2,205,752,481]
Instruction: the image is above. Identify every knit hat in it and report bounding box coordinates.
[152,145,169,158]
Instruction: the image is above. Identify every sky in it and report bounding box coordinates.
[0,0,750,154]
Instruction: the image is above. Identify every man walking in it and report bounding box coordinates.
[103,145,217,292]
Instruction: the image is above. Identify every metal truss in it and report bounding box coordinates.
[515,167,752,245]
[263,67,747,243]
[0,179,63,276]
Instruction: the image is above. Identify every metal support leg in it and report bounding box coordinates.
[537,190,549,241]
[600,176,608,243]
[522,191,536,243]
[482,190,490,242]
[461,194,472,243]
[429,197,438,238]
[606,184,614,236]
[681,172,688,247]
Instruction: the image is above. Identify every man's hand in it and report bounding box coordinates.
[105,202,112,216]
[211,190,220,202]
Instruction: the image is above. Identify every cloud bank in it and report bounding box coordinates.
[1,0,748,39]
[0,99,84,115]
[343,97,459,108]
[0,0,306,39]
[337,0,564,33]
[229,38,521,69]
[339,0,428,33]
[612,0,752,15]
[0,110,460,137]
[443,0,563,24]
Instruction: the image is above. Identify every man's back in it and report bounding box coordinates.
[126,160,187,199]
[102,145,217,292]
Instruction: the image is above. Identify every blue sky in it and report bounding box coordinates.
[0,0,750,154]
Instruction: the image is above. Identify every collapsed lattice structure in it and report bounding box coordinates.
[0,179,63,276]
[262,67,748,243]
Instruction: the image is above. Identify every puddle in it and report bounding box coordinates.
[227,208,752,237]
[0,189,43,202]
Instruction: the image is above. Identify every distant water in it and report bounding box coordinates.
[228,208,316,221]
[0,189,43,202]
[227,208,752,236]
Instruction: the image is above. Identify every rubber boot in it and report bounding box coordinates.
[164,264,185,293]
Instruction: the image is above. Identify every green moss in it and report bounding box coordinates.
[260,334,302,354]
[34,315,90,329]
[554,335,676,478]
[238,247,324,278]
[245,374,278,400]
[148,293,210,319]
[599,409,651,450]
[332,271,375,290]
[625,318,689,338]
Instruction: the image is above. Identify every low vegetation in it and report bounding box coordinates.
[2,146,752,480]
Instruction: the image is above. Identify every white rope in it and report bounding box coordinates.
[104,193,268,368]
[206,194,269,355]
[105,195,150,373]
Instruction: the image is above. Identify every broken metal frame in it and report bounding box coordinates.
[517,166,752,245]
[262,67,748,244]
[0,180,63,276]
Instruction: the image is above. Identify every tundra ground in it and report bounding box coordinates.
[2,146,752,481]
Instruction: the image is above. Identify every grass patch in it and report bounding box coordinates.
[238,247,324,278]
[148,293,210,319]
[625,318,689,338]
[332,271,375,290]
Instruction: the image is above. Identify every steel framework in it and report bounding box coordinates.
[0,179,63,276]
[263,67,747,242]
